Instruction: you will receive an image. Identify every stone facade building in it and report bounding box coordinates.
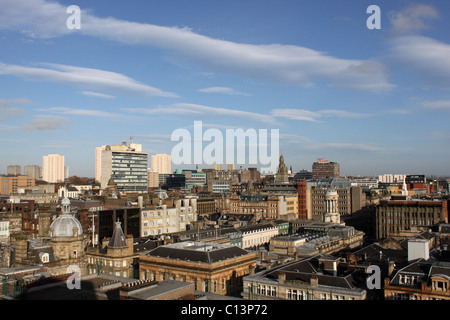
[242,254,367,300]
[138,241,258,296]
[48,198,85,265]
[85,220,136,278]
[376,199,448,239]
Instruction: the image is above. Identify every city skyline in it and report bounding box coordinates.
[1,0,450,177]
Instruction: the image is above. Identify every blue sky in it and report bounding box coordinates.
[0,0,450,177]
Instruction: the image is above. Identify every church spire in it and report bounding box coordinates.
[275,151,289,183]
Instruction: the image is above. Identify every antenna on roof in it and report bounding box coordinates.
[130,136,134,145]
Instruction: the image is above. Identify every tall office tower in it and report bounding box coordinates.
[42,154,65,183]
[24,165,41,179]
[312,158,340,179]
[151,153,172,174]
[7,165,21,176]
[97,142,148,194]
[64,166,69,180]
[147,169,159,188]
[226,164,235,171]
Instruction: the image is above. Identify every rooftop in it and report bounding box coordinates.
[146,241,252,263]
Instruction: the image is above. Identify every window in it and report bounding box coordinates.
[41,253,49,263]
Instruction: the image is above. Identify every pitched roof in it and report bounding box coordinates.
[146,242,252,263]
[261,254,366,291]
[108,220,128,248]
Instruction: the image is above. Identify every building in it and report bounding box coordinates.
[9,192,58,204]
[378,174,407,184]
[24,165,41,180]
[196,198,217,217]
[375,199,448,239]
[138,241,258,296]
[384,239,450,300]
[183,170,206,190]
[0,220,9,243]
[242,254,367,300]
[306,178,365,221]
[141,198,197,237]
[85,220,136,278]
[385,259,450,300]
[119,279,198,300]
[163,173,186,190]
[351,177,379,189]
[226,164,235,171]
[229,194,293,220]
[324,188,340,224]
[293,223,365,258]
[42,154,65,183]
[312,158,340,179]
[151,153,172,174]
[293,170,313,181]
[58,186,81,199]
[297,180,307,219]
[97,142,148,194]
[241,223,279,249]
[7,165,21,176]
[147,170,159,188]
[0,176,35,196]
[96,206,141,242]
[275,153,289,184]
[48,198,85,264]
[208,179,232,194]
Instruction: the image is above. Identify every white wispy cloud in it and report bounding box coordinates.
[272,108,373,122]
[388,35,450,88]
[126,103,275,123]
[0,62,178,98]
[40,140,74,149]
[21,117,71,131]
[0,124,18,131]
[81,91,115,99]
[280,133,385,152]
[421,100,450,110]
[0,107,26,121]
[0,98,32,105]
[38,107,122,118]
[133,134,172,144]
[0,0,394,92]
[198,87,250,96]
[389,4,439,36]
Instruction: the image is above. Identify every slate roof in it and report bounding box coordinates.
[388,256,450,288]
[133,237,161,254]
[108,221,128,248]
[352,242,408,265]
[429,261,450,279]
[240,223,276,233]
[146,242,252,263]
[256,254,367,292]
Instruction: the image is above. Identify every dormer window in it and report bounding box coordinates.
[433,279,448,292]
[41,253,49,263]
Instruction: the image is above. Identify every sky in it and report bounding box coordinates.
[0,0,450,178]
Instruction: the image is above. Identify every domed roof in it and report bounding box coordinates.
[50,213,83,238]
